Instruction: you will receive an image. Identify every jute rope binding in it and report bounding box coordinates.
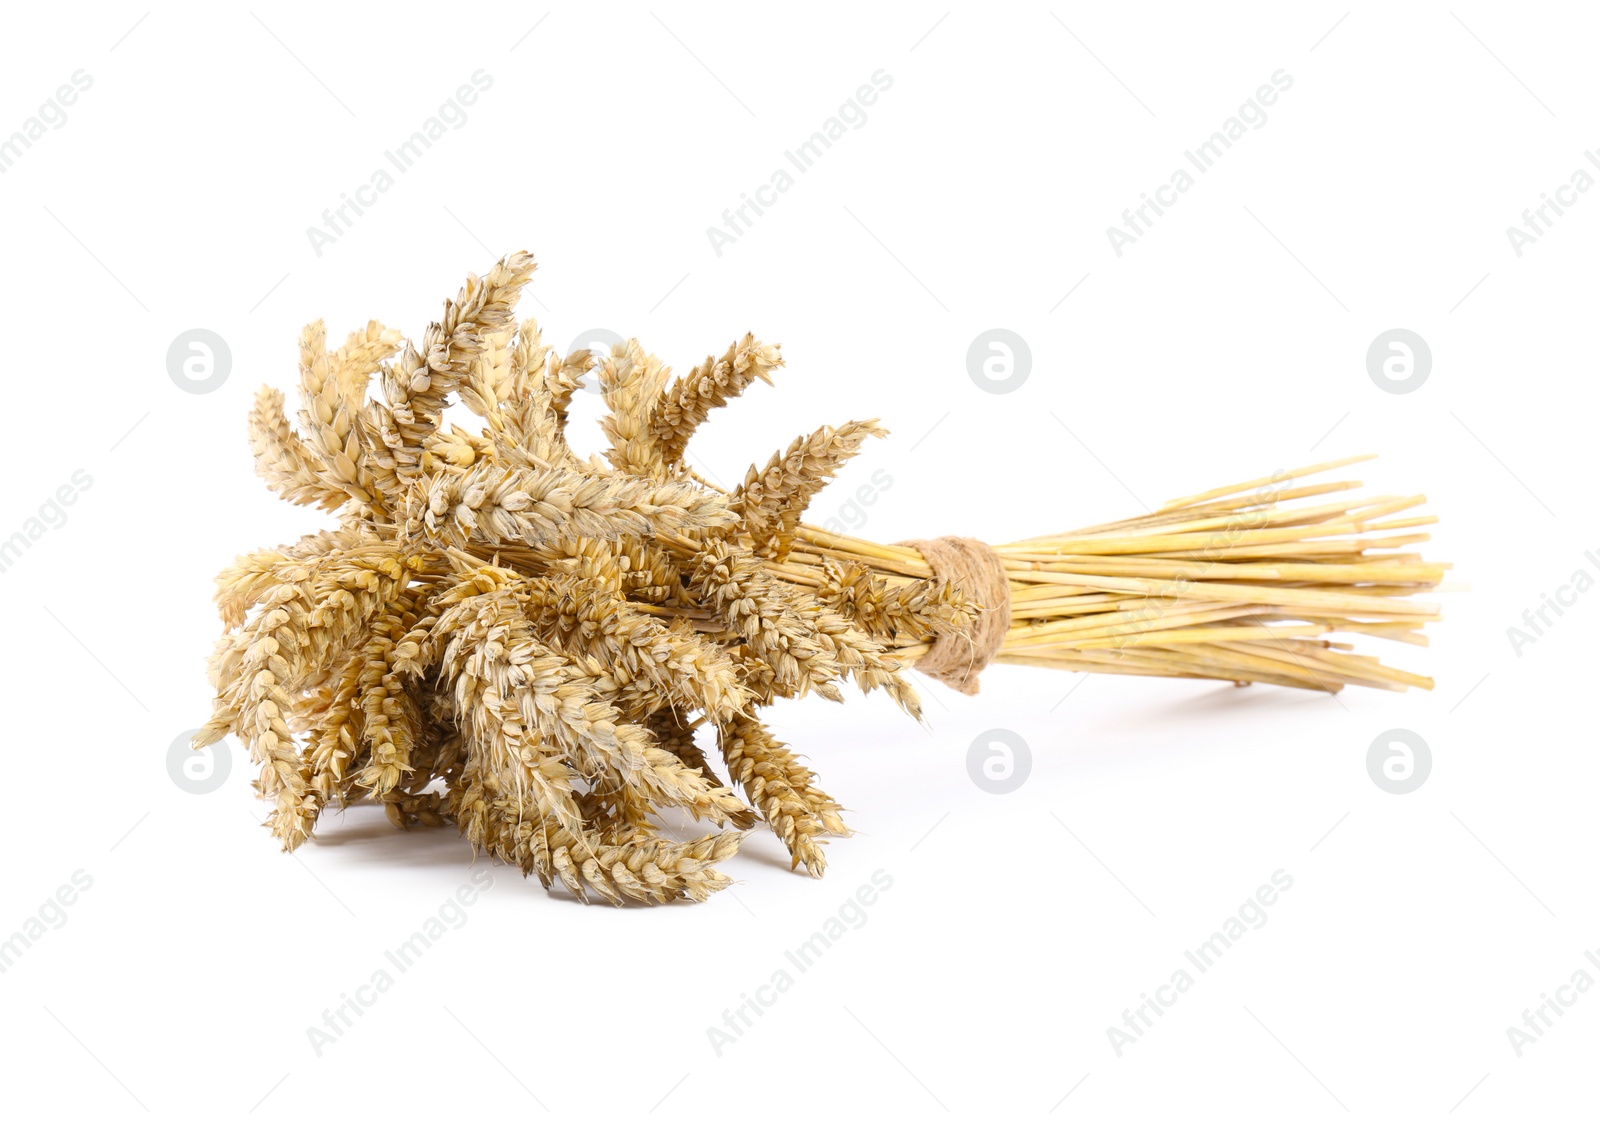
[896,536,1011,695]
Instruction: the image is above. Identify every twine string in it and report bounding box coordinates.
[896,536,1010,695]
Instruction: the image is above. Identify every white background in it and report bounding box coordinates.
[0,2,1594,1121]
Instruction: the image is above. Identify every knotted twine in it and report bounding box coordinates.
[895,536,1011,695]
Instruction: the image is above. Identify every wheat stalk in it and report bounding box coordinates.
[774,453,1444,695]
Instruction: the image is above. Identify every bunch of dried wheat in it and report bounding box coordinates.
[197,252,1446,905]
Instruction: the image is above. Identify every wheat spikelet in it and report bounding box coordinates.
[718,715,830,876]
[650,333,783,469]
[732,419,888,560]
[247,386,343,512]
